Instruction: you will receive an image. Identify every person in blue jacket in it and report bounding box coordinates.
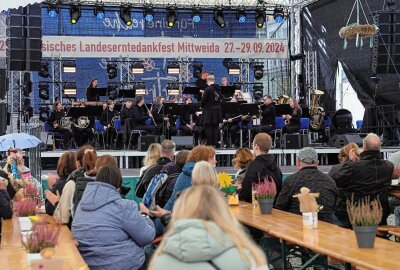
[72,164,156,270]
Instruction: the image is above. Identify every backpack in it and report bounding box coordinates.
[143,173,169,210]
[135,164,157,198]
[155,172,181,207]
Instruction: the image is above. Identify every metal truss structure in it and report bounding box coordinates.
[289,6,301,96]
[305,50,317,107]
[239,59,250,93]
[8,71,23,133]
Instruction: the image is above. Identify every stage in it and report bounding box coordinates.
[40,147,400,169]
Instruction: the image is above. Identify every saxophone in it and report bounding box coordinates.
[309,90,325,130]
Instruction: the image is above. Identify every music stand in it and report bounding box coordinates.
[187,103,201,114]
[183,86,201,101]
[119,90,136,98]
[220,86,236,100]
[221,102,240,115]
[275,104,291,115]
[96,88,108,97]
[164,103,182,116]
[239,103,260,116]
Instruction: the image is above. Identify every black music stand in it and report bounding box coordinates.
[164,103,182,116]
[96,88,108,97]
[275,104,292,115]
[183,86,201,101]
[119,90,136,98]
[239,103,260,116]
[221,86,236,100]
[221,102,240,115]
[67,107,100,118]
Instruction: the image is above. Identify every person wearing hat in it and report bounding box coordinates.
[275,147,338,223]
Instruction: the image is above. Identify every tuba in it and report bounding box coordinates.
[309,90,325,130]
[277,95,290,104]
[74,116,90,129]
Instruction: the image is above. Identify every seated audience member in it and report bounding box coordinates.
[73,154,117,216]
[140,143,161,177]
[0,177,13,233]
[328,143,359,177]
[275,147,338,223]
[239,133,282,203]
[72,165,155,270]
[136,140,176,198]
[45,152,77,215]
[232,148,254,185]
[331,133,394,228]
[0,170,16,200]
[53,145,96,226]
[389,151,400,225]
[149,185,269,270]
[163,145,217,211]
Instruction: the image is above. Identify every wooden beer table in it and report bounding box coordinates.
[231,202,400,270]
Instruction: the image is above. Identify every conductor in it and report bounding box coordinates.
[200,75,222,147]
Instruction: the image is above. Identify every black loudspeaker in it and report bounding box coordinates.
[279,134,309,149]
[138,135,165,151]
[171,136,193,149]
[0,103,7,135]
[328,134,363,148]
[0,69,7,99]
[24,4,42,71]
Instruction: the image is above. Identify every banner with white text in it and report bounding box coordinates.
[0,36,288,59]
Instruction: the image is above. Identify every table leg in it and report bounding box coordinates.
[281,239,288,270]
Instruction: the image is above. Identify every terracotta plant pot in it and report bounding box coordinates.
[353,226,377,248]
[258,198,274,214]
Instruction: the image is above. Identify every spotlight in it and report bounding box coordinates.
[273,7,285,23]
[192,62,203,79]
[23,73,32,97]
[38,62,49,78]
[108,83,119,100]
[39,106,50,122]
[227,62,240,75]
[64,82,77,97]
[144,5,154,22]
[39,83,50,100]
[192,6,201,23]
[70,4,81,24]
[107,63,118,79]
[47,4,59,18]
[237,7,246,23]
[167,62,180,74]
[255,8,266,28]
[94,4,105,20]
[167,82,180,96]
[253,63,264,80]
[214,8,225,28]
[166,7,177,27]
[131,62,144,74]
[119,5,132,26]
[63,61,76,73]
[134,82,146,95]
[253,84,264,100]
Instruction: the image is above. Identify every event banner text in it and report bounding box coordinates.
[0,36,288,59]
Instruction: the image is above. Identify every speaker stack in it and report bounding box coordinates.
[279,134,309,149]
[7,4,42,71]
[138,135,165,151]
[328,134,364,148]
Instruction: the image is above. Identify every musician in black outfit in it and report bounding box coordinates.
[201,75,223,147]
[222,96,242,147]
[72,104,94,147]
[195,70,208,101]
[282,97,302,134]
[47,101,72,149]
[86,78,99,102]
[152,96,177,138]
[251,95,276,136]
[180,96,202,143]
[132,96,157,135]
[120,99,134,148]
[100,101,118,148]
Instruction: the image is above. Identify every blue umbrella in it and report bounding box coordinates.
[0,133,43,151]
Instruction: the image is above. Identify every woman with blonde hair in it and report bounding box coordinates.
[191,160,218,187]
[140,143,162,176]
[232,148,255,184]
[149,185,268,270]
[328,143,359,177]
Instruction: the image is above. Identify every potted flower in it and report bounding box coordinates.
[15,198,38,231]
[347,195,382,248]
[255,176,276,214]
[22,224,60,261]
[218,172,239,205]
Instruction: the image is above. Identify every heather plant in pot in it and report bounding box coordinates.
[23,224,60,261]
[255,176,276,214]
[15,198,37,217]
[347,195,382,248]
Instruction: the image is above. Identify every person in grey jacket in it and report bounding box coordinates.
[149,185,269,270]
[72,165,156,270]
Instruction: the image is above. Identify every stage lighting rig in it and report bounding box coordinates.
[236,7,246,23]
[119,5,132,26]
[253,63,264,80]
[70,4,81,24]
[214,8,225,28]
[39,83,50,100]
[94,4,105,20]
[192,62,203,79]
[167,82,180,96]
[107,63,118,79]
[144,5,154,22]
[38,62,50,78]
[133,82,146,95]
[227,62,240,75]
[63,60,76,73]
[47,2,59,18]
[255,8,266,28]
[64,82,77,97]
[253,83,264,100]
[39,106,50,122]
[131,62,145,74]
[166,6,177,27]
[192,6,201,23]
[167,62,180,74]
[273,7,285,23]
[108,83,119,100]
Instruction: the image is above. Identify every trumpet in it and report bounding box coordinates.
[146,104,157,127]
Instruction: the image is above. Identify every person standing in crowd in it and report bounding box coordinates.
[201,75,223,147]
[47,101,72,150]
[136,140,176,198]
[132,96,157,135]
[53,145,96,227]
[149,185,269,270]
[282,97,302,134]
[328,143,359,177]
[331,133,394,228]
[100,101,118,149]
[275,147,338,223]
[86,78,99,102]
[232,148,255,186]
[72,164,155,270]
[45,152,77,216]
[240,133,282,203]
[195,70,208,101]
[140,143,161,177]
[120,99,135,149]
[252,95,276,136]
